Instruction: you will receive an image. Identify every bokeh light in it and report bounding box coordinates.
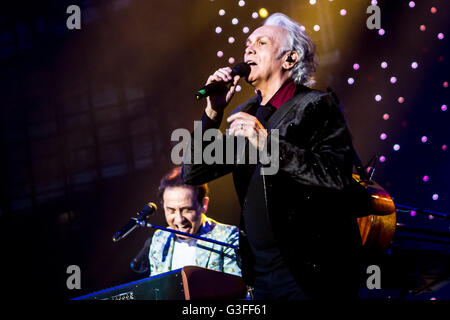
[258,8,269,18]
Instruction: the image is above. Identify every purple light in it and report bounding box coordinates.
[353,63,360,70]
[390,76,397,83]
[423,175,429,182]
[410,210,416,217]
[383,113,390,120]
[242,27,250,34]
[375,94,382,102]
[252,12,259,19]
[379,156,386,162]
[442,105,448,111]
[380,133,387,140]
[378,29,385,36]
[421,136,428,143]
[371,0,377,5]
[432,194,439,200]
[411,62,418,69]
[438,33,444,40]
[443,144,448,151]
[393,144,400,151]
[409,1,415,8]
[381,61,388,69]
[428,214,435,220]
[347,77,354,85]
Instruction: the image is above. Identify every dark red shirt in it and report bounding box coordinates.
[267,79,297,109]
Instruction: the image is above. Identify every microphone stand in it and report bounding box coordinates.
[137,220,239,249]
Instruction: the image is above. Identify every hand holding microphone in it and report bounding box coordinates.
[195,62,251,121]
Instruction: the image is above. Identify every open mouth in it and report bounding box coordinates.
[246,61,257,66]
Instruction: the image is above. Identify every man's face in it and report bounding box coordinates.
[244,25,289,86]
[163,186,205,240]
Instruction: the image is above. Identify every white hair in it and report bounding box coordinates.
[264,13,317,86]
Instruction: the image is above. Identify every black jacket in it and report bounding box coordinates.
[182,85,364,299]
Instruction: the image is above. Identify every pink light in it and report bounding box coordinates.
[423,175,429,182]
[432,194,439,200]
[380,133,387,140]
[430,7,437,14]
[383,113,390,120]
[393,144,400,151]
[381,61,388,69]
[411,62,418,69]
[428,214,435,219]
[443,82,448,88]
[371,0,377,5]
[409,1,415,8]
[442,105,448,111]
[438,33,444,40]
[347,77,354,85]
[235,85,242,92]
[375,94,382,102]
[340,9,347,16]
[442,144,448,151]
[217,51,223,58]
[390,76,397,83]
[420,25,426,31]
[410,210,416,217]
[228,57,235,64]
[398,97,405,103]
[421,136,428,143]
[353,63,360,70]
[378,29,385,36]
[379,156,386,163]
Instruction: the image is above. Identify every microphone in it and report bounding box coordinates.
[195,62,251,100]
[112,202,157,242]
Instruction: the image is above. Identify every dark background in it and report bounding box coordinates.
[0,0,448,300]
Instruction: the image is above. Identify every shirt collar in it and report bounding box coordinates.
[262,79,297,109]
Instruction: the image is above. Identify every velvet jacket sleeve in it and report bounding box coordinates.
[275,92,355,191]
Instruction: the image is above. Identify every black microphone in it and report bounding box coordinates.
[112,202,157,242]
[195,62,251,100]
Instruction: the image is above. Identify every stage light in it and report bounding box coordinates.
[347,77,354,85]
[232,18,239,25]
[398,97,405,103]
[380,133,387,140]
[379,156,386,163]
[309,0,316,5]
[383,113,390,120]
[432,194,439,200]
[252,12,258,19]
[411,61,418,69]
[442,145,448,151]
[375,94,382,102]
[409,1,415,8]
[443,82,448,88]
[381,61,388,69]
[393,144,400,151]
[228,37,235,44]
[410,210,416,217]
[300,25,306,32]
[390,76,397,83]
[353,63,360,70]
[219,9,225,16]
[441,105,447,111]
[430,7,437,14]
[243,27,249,34]
[238,0,245,7]
[215,26,222,34]
[423,175,429,182]
[437,33,444,40]
[340,9,347,16]
[228,57,235,64]
[313,25,320,31]
[428,215,435,220]
[217,51,223,57]
[420,25,426,31]
[259,8,269,18]
[371,0,377,5]
[378,29,385,36]
[421,136,428,143]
